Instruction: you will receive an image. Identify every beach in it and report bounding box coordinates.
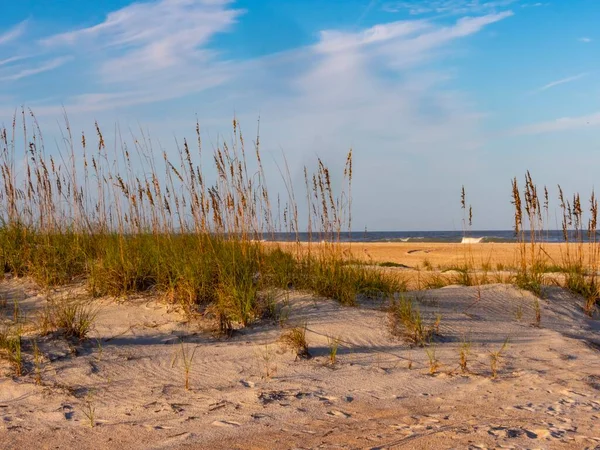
[2,242,599,449]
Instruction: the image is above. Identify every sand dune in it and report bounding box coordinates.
[1,277,599,449]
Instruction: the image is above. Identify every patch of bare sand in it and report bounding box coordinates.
[1,279,599,449]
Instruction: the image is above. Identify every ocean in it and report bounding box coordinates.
[263,230,597,243]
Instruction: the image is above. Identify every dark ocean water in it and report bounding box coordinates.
[263,230,596,243]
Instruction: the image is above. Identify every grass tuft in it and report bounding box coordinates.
[388,296,438,346]
[280,325,310,359]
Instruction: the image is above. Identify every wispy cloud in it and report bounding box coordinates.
[382,0,516,15]
[520,2,549,8]
[532,72,588,93]
[0,1,512,115]
[579,37,592,43]
[317,12,512,69]
[512,112,600,135]
[0,3,513,229]
[0,57,72,82]
[42,0,243,85]
[0,21,28,46]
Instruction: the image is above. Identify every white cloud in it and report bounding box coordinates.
[531,72,588,93]
[579,37,592,43]
[0,21,28,46]
[42,0,242,85]
[382,0,517,15]
[17,1,510,117]
[0,3,514,229]
[0,57,72,82]
[520,2,548,8]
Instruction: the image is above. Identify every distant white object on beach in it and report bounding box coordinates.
[461,237,484,244]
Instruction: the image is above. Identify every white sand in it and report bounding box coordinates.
[1,278,599,449]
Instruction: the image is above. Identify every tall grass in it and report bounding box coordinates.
[511,172,599,314]
[0,111,401,331]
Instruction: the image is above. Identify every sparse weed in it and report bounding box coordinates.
[257,344,277,379]
[280,325,310,359]
[489,338,509,379]
[171,341,198,391]
[33,339,42,385]
[459,337,471,374]
[80,392,96,428]
[327,335,340,365]
[425,342,440,375]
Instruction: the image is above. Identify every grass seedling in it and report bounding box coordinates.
[33,339,42,385]
[459,338,471,374]
[425,342,440,376]
[81,392,96,428]
[327,335,340,365]
[489,338,509,379]
[171,340,198,390]
[258,344,276,379]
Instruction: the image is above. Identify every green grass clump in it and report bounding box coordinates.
[388,296,437,346]
[54,302,98,340]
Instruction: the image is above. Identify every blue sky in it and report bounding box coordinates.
[1,0,599,230]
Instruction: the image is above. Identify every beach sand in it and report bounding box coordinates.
[279,241,583,270]
[1,246,600,449]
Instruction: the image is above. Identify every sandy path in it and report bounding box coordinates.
[1,278,599,449]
